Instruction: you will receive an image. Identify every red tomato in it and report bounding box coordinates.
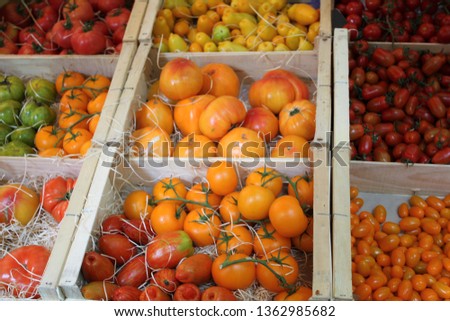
[145,230,194,269]
[116,255,150,287]
[363,23,382,41]
[362,84,387,100]
[175,253,213,285]
[372,48,395,67]
[34,6,58,32]
[71,25,107,55]
[41,176,76,223]
[0,2,31,28]
[112,286,142,301]
[201,286,237,301]
[98,0,126,13]
[121,218,153,245]
[63,0,95,22]
[81,251,114,282]
[402,144,421,163]
[152,269,179,292]
[105,8,131,32]
[173,283,201,301]
[358,134,373,156]
[432,147,450,164]
[19,26,45,44]
[101,214,125,233]
[98,234,137,265]
[49,18,83,49]
[427,96,447,119]
[0,245,50,298]
[242,107,279,142]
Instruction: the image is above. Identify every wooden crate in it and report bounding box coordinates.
[107,34,331,144]
[0,157,83,300]
[331,28,450,300]
[0,44,137,144]
[139,0,332,42]
[123,0,150,43]
[0,49,137,299]
[57,143,332,299]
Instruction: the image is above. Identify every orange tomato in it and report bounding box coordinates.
[238,185,275,220]
[135,98,174,134]
[185,182,222,211]
[174,95,215,136]
[55,70,85,94]
[206,161,238,196]
[287,174,314,209]
[271,135,310,158]
[123,190,154,220]
[212,253,256,290]
[199,96,247,141]
[269,195,308,238]
[82,74,111,99]
[256,250,299,293]
[152,177,187,205]
[183,208,221,247]
[34,126,65,151]
[216,224,253,256]
[159,58,203,101]
[279,99,316,141]
[245,167,283,197]
[174,133,217,158]
[87,92,107,114]
[130,127,173,157]
[38,147,66,157]
[62,128,92,155]
[150,202,186,235]
[199,63,240,97]
[274,286,312,301]
[60,88,90,112]
[79,140,91,156]
[88,114,100,134]
[219,191,240,223]
[58,109,90,130]
[218,127,266,158]
[253,222,291,257]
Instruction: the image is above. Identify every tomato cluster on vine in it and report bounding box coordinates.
[348,40,450,164]
[0,0,134,55]
[337,0,450,43]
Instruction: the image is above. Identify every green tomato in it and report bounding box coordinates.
[0,74,25,102]
[25,78,57,104]
[212,25,231,44]
[0,140,35,156]
[20,100,56,129]
[11,126,36,147]
[0,100,21,127]
[0,123,12,146]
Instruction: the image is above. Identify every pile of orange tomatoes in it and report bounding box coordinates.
[132,58,316,159]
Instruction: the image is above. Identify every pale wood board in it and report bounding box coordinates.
[332,28,352,300]
[92,42,138,144]
[319,0,333,37]
[139,0,161,42]
[123,0,149,43]
[38,150,103,299]
[310,145,332,300]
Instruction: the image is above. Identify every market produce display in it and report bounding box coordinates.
[0,70,111,157]
[152,0,320,52]
[350,186,450,301]
[0,175,76,299]
[132,58,315,158]
[348,41,450,164]
[79,164,314,301]
[337,0,450,43]
[0,0,135,55]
